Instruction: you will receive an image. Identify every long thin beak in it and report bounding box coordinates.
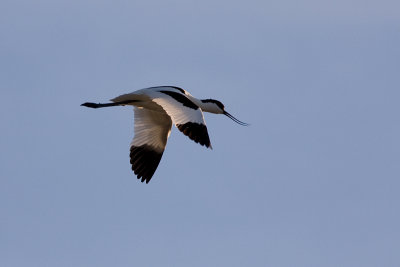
[223,111,249,126]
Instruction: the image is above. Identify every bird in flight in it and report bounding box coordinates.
[81,86,248,183]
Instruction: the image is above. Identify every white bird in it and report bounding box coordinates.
[81,86,248,183]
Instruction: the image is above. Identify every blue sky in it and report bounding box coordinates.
[1,0,399,266]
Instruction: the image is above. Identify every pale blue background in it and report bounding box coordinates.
[1,0,399,266]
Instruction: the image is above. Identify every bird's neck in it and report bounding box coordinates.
[196,99,222,114]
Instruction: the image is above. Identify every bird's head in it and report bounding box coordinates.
[200,99,249,126]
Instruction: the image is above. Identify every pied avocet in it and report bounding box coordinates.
[81,86,248,183]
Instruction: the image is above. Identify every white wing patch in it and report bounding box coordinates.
[129,107,172,183]
[131,107,172,152]
[152,97,204,126]
[151,91,212,148]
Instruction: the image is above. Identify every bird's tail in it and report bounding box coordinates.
[81,100,139,108]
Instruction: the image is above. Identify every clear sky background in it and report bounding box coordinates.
[1,0,399,266]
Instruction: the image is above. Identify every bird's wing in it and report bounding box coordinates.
[152,90,212,148]
[130,107,172,183]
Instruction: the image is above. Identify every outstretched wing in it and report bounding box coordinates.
[130,107,172,183]
[152,90,212,148]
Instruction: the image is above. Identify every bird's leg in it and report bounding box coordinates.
[81,100,139,108]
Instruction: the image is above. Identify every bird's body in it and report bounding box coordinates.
[82,86,248,183]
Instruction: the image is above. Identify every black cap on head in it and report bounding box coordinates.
[201,99,225,110]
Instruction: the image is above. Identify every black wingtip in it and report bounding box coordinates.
[130,145,164,184]
[176,122,212,148]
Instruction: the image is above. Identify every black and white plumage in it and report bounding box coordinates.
[81,86,248,183]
